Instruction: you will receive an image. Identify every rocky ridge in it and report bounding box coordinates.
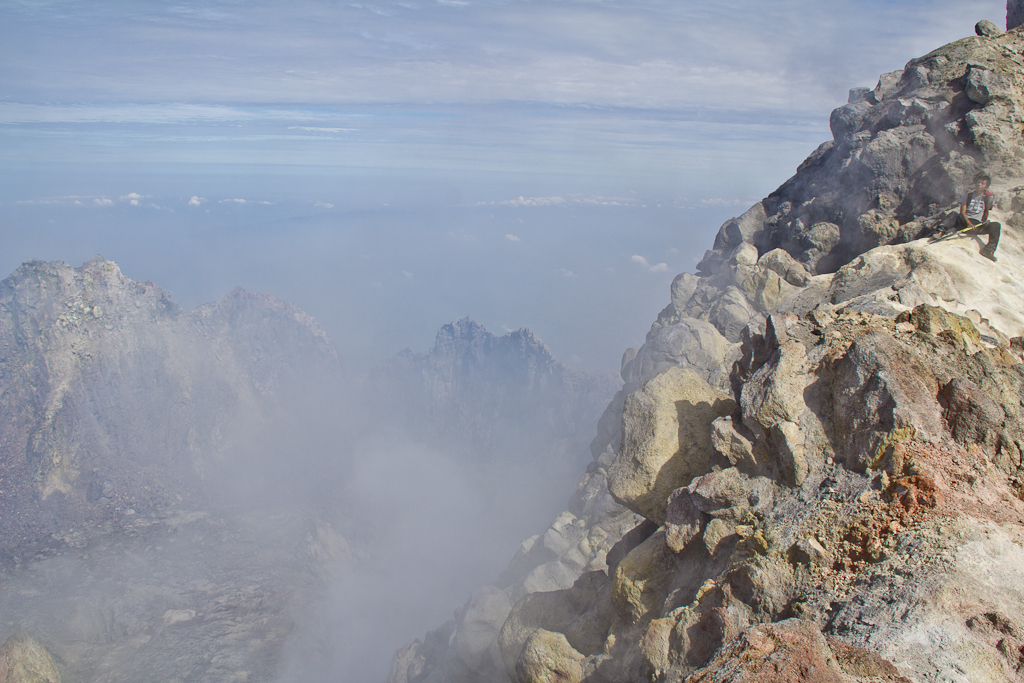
[390,19,1024,683]
[368,317,617,460]
[0,256,341,547]
[0,257,353,682]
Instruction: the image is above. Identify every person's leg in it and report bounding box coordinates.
[936,210,962,235]
[980,221,1001,260]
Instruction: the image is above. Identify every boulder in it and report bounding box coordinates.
[609,367,737,524]
[800,222,841,273]
[664,487,703,553]
[965,65,1012,105]
[622,318,740,394]
[757,249,810,287]
[639,583,753,679]
[499,572,610,681]
[0,633,61,683]
[706,286,762,343]
[711,203,768,251]
[830,332,944,471]
[975,20,1002,37]
[611,530,675,623]
[670,273,700,316]
[515,630,584,683]
[446,587,513,681]
[709,416,764,473]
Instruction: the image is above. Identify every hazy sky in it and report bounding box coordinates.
[0,0,1008,371]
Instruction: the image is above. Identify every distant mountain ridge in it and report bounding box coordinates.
[0,255,342,548]
[368,316,620,466]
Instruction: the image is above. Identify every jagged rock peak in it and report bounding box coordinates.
[431,316,555,367]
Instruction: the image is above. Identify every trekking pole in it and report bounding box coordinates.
[928,220,987,244]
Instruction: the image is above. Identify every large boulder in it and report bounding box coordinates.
[830,331,945,471]
[609,367,737,524]
[514,630,584,683]
[498,572,611,681]
[0,633,60,683]
[445,587,514,683]
[622,318,740,394]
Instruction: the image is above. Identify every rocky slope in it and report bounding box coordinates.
[390,18,1024,683]
[0,257,354,681]
[0,256,343,548]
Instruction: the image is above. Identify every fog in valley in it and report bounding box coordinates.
[0,0,1008,681]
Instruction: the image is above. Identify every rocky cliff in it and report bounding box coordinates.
[390,19,1024,683]
[0,256,342,548]
[0,256,355,682]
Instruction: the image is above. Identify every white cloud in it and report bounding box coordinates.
[632,255,669,273]
[289,127,358,133]
[94,198,114,207]
[505,234,520,242]
[188,196,204,206]
[121,192,144,206]
[314,201,334,208]
[482,193,644,208]
[699,197,758,207]
[557,268,577,278]
[219,198,272,205]
[486,196,566,207]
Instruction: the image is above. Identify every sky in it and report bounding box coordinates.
[0,0,1009,373]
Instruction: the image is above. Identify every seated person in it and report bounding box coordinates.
[938,172,1001,261]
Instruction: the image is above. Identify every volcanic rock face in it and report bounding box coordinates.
[0,257,355,683]
[391,22,1024,683]
[0,256,341,548]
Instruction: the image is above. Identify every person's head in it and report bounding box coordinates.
[975,172,992,191]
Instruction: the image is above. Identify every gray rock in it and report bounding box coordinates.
[848,87,876,105]
[664,487,703,553]
[515,630,584,683]
[609,367,737,524]
[0,632,61,683]
[707,286,761,343]
[757,249,811,287]
[670,273,700,317]
[623,317,740,394]
[965,65,1011,105]
[975,19,1002,37]
[711,203,768,252]
[830,101,873,143]
[446,588,514,683]
[873,69,904,101]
